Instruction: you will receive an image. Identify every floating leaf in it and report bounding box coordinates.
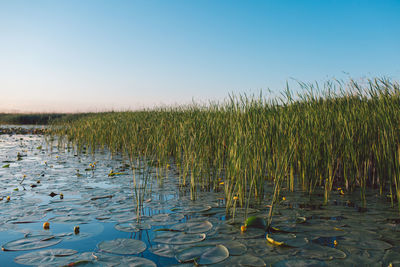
[14,249,77,266]
[175,244,229,265]
[298,244,346,260]
[154,232,206,245]
[89,253,157,266]
[115,221,151,232]
[172,221,213,234]
[228,254,266,267]
[149,244,176,258]
[176,245,214,263]
[150,213,184,226]
[97,238,146,255]
[171,204,211,213]
[2,235,62,251]
[196,244,229,265]
[267,233,308,247]
[273,259,327,267]
[222,240,247,256]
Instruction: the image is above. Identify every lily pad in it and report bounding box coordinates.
[266,233,309,247]
[171,204,212,213]
[153,232,206,245]
[2,235,62,251]
[176,244,229,265]
[298,244,346,260]
[172,220,213,234]
[223,240,247,256]
[273,258,327,267]
[236,227,265,239]
[149,244,176,258]
[197,244,229,265]
[151,213,184,224]
[115,222,151,232]
[229,254,266,267]
[97,238,146,255]
[87,253,157,266]
[14,249,78,266]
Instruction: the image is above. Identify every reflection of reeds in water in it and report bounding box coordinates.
[53,78,400,217]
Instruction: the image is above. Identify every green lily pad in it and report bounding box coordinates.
[14,249,78,266]
[151,213,184,224]
[2,235,62,251]
[196,244,229,265]
[115,222,151,232]
[153,232,206,245]
[266,233,309,247]
[230,254,266,266]
[171,204,212,213]
[222,240,247,256]
[149,244,176,258]
[95,253,157,266]
[298,244,347,260]
[236,227,265,239]
[97,238,146,255]
[176,245,215,263]
[172,220,213,234]
[176,244,229,265]
[273,258,327,266]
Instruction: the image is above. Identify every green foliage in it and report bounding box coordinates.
[0,113,89,125]
[52,78,400,213]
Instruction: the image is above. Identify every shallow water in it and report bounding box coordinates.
[0,130,399,266]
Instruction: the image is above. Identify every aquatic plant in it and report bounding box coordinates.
[53,77,400,218]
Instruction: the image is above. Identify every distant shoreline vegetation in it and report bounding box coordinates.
[0,113,89,125]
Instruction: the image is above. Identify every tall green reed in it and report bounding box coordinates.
[53,77,400,216]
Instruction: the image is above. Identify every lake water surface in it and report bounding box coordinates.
[0,129,399,266]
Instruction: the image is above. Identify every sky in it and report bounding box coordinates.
[0,0,399,113]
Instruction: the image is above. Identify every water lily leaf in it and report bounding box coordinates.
[340,238,392,250]
[196,244,229,265]
[97,238,146,255]
[150,213,184,226]
[14,248,77,266]
[267,233,308,247]
[154,232,206,245]
[222,240,247,256]
[2,235,62,251]
[115,221,151,232]
[230,254,266,267]
[49,215,90,224]
[236,227,265,239]
[176,245,214,263]
[298,244,346,260]
[118,256,157,267]
[172,221,213,234]
[171,204,211,213]
[149,244,176,258]
[87,253,157,266]
[273,258,327,267]
[175,244,229,265]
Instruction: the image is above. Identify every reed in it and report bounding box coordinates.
[53,78,400,215]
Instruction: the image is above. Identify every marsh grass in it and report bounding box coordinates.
[53,78,400,218]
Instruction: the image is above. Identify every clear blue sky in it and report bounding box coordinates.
[1,0,399,112]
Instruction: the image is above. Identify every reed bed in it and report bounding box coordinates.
[53,78,400,215]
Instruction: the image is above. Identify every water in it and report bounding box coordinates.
[0,129,399,266]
